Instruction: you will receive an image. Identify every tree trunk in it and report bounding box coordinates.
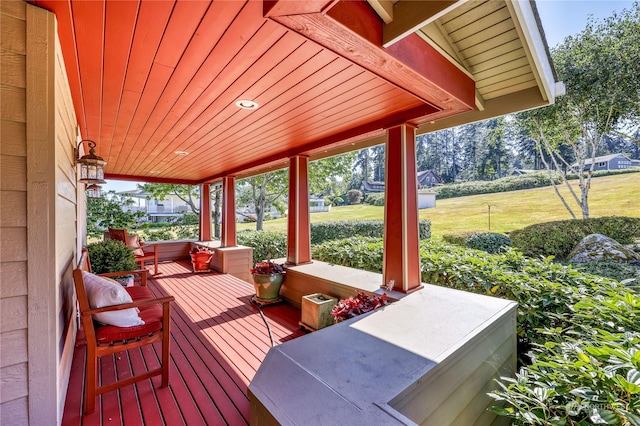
[213,190,221,238]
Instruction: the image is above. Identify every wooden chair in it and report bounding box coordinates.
[108,227,159,274]
[73,248,174,414]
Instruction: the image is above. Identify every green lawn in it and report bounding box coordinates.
[239,172,640,237]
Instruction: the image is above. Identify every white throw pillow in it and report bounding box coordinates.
[82,271,144,327]
[128,234,145,256]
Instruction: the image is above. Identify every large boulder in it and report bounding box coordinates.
[568,234,640,263]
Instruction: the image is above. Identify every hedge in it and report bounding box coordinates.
[434,171,563,199]
[510,216,640,260]
[310,219,431,244]
[237,230,287,265]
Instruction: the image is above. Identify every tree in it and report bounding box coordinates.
[308,152,355,196]
[353,148,374,186]
[87,191,144,238]
[140,183,200,214]
[513,3,640,219]
[140,183,222,238]
[482,118,509,179]
[236,170,288,231]
[370,145,385,182]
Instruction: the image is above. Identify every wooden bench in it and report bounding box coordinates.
[73,248,174,414]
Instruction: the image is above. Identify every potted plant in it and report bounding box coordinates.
[190,246,214,273]
[86,239,139,286]
[301,293,338,331]
[250,260,286,302]
[331,291,388,323]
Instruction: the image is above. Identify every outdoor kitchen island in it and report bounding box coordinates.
[249,283,517,425]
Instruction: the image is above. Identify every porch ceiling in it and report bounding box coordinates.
[30,0,557,184]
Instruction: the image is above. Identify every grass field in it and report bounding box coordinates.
[238,172,640,237]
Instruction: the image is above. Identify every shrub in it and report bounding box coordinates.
[434,171,563,199]
[489,290,640,425]
[464,232,511,254]
[86,239,138,274]
[570,259,640,288]
[140,228,174,241]
[364,193,385,206]
[510,216,640,260]
[328,195,345,206]
[346,189,363,204]
[174,225,199,240]
[441,231,479,246]
[310,220,430,244]
[237,230,287,265]
[312,236,384,271]
[312,236,639,424]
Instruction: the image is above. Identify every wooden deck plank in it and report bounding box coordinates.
[62,261,306,425]
[115,350,145,426]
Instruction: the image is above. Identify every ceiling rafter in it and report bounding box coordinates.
[381,0,465,47]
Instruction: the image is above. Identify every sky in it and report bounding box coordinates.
[102,0,634,194]
[535,0,634,48]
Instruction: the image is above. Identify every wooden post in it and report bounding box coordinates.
[199,183,211,241]
[286,155,312,265]
[383,124,423,293]
[221,177,236,247]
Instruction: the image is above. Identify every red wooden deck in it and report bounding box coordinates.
[62,260,306,425]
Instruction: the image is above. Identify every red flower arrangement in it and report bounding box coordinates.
[190,246,213,254]
[330,291,388,323]
[250,261,285,275]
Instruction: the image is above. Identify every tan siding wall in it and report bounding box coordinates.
[53,18,80,423]
[1,2,79,423]
[0,1,28,423]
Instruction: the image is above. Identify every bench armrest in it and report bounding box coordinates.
[81,295,175,316]
[99,269,149,286]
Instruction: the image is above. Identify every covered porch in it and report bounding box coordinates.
[62,252,516,425]
[1,0,559,424]
[62,259,305,425]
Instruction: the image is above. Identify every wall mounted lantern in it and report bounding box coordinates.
[85,184,103,199]
[76,139,106,184]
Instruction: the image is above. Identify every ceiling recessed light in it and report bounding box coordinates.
[175,151,189,156]
[150,170,161,174]
[235,99,259,110]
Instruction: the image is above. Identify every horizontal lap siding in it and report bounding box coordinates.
[54,22,80,423]
[0,1,28,423]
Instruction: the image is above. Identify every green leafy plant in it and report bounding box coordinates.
[237,230,287,265]
[312,235,640,424]
[364,193,385,206]
[570,259,640,288]
[464,232,511,254]
[441,231,479,246]
[86,239,138,274]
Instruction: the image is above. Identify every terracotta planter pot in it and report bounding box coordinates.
[252,273,284,302]
[190,252,212,273]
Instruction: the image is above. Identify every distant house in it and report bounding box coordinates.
[118,189,195,223]
[575,153,633,172]
[511,169,537,176]
[417,170,443,188]
[360,181,386,193]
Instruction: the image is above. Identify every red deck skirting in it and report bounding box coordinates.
[62,261,305,425]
